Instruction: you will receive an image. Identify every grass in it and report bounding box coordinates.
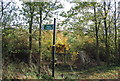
[55,64,120,79]
[3,59,40,79]
[2,58,120,79]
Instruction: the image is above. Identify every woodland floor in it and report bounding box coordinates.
[2,59,120,80]
[55,64,120,79]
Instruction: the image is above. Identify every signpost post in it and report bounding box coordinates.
[43,18,56,77]
[52,18,56,77]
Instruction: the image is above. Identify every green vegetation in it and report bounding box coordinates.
[1,0,120,80]
[3,60,120,79]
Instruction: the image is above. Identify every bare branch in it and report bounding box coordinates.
[42,0,57,21]
[3,2,11,10]
[0,2,11,20]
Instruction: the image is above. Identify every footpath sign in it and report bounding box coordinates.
[43,24,54,30]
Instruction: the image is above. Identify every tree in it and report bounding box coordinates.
[21,2,35,65]
[60,2,102,62]
[93,3,100,65]
[1,1,19,59]
[114,1,118,63]
[103,2,110,65]
[0,1,19,28]
[38,2,42,77]
[0,1,10,20]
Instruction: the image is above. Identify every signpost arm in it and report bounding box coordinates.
[52,18,56,77]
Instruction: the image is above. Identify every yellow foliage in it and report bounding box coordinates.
[56,32,69,53]
[71,52,78,61]
[41,31,69,53]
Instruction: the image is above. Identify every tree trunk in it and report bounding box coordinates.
[114,1,118,63]
[103,2,109,65]
[1,1,3,20]
[118,41,120,63]
[93,4,100,66]
[29,5,34,65]
[38,3,43,77]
